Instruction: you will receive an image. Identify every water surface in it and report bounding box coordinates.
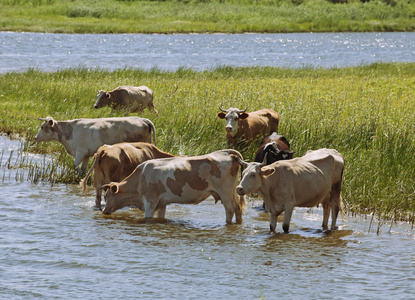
[1,32,414,72]
[1,135,414,299]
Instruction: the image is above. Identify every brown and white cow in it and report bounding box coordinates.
[217,107,279,146]
[35,116,157,174]
[101,149,246,224]
[236,148,344,233]
[254,132,294,165]
[95,85,157,114]
[81,142,175,208]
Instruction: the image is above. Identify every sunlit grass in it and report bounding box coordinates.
[1,0,414,33]
[0,63,414,221]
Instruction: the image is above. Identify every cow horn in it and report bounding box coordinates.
[238,108,247,114]
[236,156,248,168]
[219,107,228,113]
[260,153,268,167]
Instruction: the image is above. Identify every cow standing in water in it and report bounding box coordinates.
[95,85,157,114]
[35,116,156,174]
[236,149,344,233]
[80,142,175,208]
[101,149,246,225]
[217,107,279,147]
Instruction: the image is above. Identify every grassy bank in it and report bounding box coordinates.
[1,0,415,34]
[1,63,414,221]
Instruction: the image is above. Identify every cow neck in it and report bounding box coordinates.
[54,121,74,156]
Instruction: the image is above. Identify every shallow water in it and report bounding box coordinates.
[1,32,414,72]
[1,135,414,299]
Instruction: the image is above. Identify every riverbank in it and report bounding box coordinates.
[1,63,414,221]
[1,0,415,34]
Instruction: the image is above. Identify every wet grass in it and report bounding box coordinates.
[1,0,415,33]
[0,63,414,222]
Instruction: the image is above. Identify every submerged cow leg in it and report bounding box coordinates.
[322,195,331,230]
[282,206,294,233]
[270,211,282,232]
[143,197,157,219]
[157,205,167,219]
[330,181,342,230]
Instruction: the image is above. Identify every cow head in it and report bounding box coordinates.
[217,107,248,137]
[236,154,275,195]
[263,142,294,164]
[101,183,120,215]
[94,90,111,109]
[34,117,58,142]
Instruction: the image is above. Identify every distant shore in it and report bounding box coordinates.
[1,0,414,34]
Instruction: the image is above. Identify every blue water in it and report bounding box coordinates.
[1,32,414,73]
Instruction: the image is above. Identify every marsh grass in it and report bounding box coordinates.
[1,0,415,33]
[0,63,414,221]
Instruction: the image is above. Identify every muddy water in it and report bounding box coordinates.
[1,135,414,299]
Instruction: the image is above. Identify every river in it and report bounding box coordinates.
[1,135,415,299]
[1,32,414,72]
[1,32,415,299]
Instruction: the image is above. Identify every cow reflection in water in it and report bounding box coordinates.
[236,148,344,233]
[101,149,246,225]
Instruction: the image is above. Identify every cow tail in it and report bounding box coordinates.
[80,153,98,195]
[145,119,157,147]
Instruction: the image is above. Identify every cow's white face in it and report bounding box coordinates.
[217,108,248,137]
[236,162,274,195]
[34,118,58,142]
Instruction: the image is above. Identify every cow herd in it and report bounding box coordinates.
[34,85,345,233]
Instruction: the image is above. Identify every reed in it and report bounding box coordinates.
[1,0,414,33]
[0,63,414,221]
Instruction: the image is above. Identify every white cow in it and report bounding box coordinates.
[35,116,156,174]
[236,148,344,233]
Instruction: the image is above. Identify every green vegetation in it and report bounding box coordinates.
[1,63,414,221]
[1,0,414,33]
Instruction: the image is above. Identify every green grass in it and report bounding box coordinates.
[1,63,414,222]
[1,0,414,33]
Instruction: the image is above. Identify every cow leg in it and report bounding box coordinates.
[282,207,294,233]
[234,195,245,224]
[270,211,282,233]
[330,182,342,230]
[322,195,331,230]
[74,152,88,175]
[95,189,102,209]
[157,206,166,219]
[143,197,156,219]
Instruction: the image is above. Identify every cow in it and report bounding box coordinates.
[101,149,246,225]
[236,148,344,233]
[254,132,294,165]
[94,85,157,114]
[217,107,279,146]
[80,142,175,208]
[34,116,157,174]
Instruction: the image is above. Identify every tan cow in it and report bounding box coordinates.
[81,142,175,208]
[35,116,156,174]
[217,107,279,146]
[101,149,246,224]
[95,85,157,114]
[236,148,344,233]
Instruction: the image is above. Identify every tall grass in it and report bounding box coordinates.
[1,0,414,33]
[0,63,414,221]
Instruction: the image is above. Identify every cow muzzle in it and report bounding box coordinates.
[225,126,233,133]
[236,186,246,196]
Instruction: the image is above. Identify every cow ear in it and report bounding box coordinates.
[260,168,275,177]
[48,119,55,127]
[110,184,119,194]
[239,112,249,119]
[217,112,226,119]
